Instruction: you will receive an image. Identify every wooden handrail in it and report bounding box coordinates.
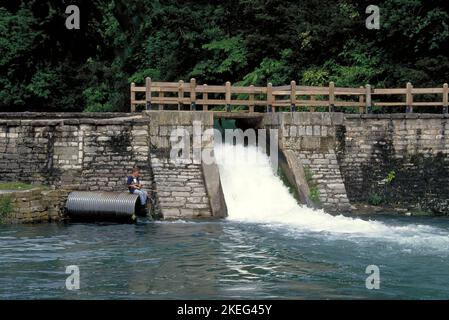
[131,78,449,114]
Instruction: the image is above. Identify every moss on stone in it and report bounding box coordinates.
[409,209,433,217]
[303,166,321,206]
[0,183,49,191]
[309,186,321,204]
[277,167,300,202]
[0,196,13,223]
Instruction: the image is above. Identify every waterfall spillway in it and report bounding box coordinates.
[214,143,382,234]
[214,143,449,250]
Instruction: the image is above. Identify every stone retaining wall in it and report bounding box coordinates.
[0,115,152,192]
[2,111,449,219]
[0,112,226,221]
[0,188,70,223]
[264,113,351,213]
[338,114,449,214]
[145,111,226,219]
[263,113,449,215]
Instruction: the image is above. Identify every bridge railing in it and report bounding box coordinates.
[130,78,449,114]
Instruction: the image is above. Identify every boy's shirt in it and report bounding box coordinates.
[127,175,140,193]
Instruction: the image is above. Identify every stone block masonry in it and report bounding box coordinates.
[339,114,449,215]
[79,119,152,192]
[2,111,449,220]
[0,113,154,220]
[145,111,227,219]
[264,113,351,213]
[0,112,227,221]
[0,187,72,223]
[264,112,449,215]
[0,114,151,192]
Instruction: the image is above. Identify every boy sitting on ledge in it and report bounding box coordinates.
[127,167,148,207]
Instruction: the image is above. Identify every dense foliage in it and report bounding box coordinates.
[1,0,448,112]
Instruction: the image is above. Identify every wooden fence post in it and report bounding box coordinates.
[366,84,372,114]
[178,80,184,111]
[190,78,196,111]
[145,77,152,110]
[359,86,365,114]
[130,82,136,112]
[129,80,449,115]
[310,95,316,112]
[225,81,231,112]
[329,82,335,112]
[406,82,413,113]
[203,84,208,111]
[290,80,297,112]
[267,83,273,113]
[159,91,164,110]
[249,85,255,113]
[443,83,448,114]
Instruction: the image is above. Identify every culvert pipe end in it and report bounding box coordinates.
[66,191,143,223]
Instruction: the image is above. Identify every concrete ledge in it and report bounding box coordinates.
[279,149,313,207]
[143,110,214,126]
[0,116,145,127]
[1,111,447,121]
[0,112,135,119]
[262,113,281,126]
[264,112,345,126]
[214,112,265,119]
[345,113,448,120]
[202,159,228,218]
[0,187,72,224]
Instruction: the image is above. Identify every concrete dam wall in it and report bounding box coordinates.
[266,113,449,215]
[1,111,449,221]
[0,112,226,220]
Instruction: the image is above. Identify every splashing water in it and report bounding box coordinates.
[214,143,449,251]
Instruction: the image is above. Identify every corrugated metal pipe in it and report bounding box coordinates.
[66,191,145,223]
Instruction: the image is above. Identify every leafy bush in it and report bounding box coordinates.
[309,186,321,204]
[191,36,248,81]
[2,1,449,112]
[302,68,329,86]
[368,193,384,206]
[385,171,396,184]
[239,49,292,86]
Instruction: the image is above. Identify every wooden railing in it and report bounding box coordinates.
[130,78,449,114]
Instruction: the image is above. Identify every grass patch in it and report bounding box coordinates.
[0,182,35,190]
[0,197,13,223]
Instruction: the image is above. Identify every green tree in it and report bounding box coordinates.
[1,0,448,112]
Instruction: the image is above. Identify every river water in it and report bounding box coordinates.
[1,144,449,299]
[1,216,449,299]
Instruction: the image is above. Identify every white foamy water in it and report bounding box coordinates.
[215,143,449,250]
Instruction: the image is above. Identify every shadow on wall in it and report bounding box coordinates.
[336,117,449,215]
